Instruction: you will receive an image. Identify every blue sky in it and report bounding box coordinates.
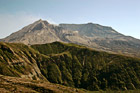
[0,0,140,39]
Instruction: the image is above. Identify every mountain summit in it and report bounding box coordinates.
[2,19,61,44]
[59,23,121,38]
[1,19,140,58]
[2,19,90,45]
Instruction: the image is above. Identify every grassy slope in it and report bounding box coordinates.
[31,42,140,91]
[0,42,48,80]
[1,41,140,91]
[0,42,85,92]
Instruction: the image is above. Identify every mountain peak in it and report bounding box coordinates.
[87,22,93,25]
[34,19,43,23]
[30,19,51,31]
[38,19,42,21]
[34,19,49,25]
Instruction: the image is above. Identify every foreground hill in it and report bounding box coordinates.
[0,42,84,92]
[1,41,140,91]
[31,42,140,91]
[1,19,140,58]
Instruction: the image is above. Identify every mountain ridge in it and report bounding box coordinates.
[1,19,140,58]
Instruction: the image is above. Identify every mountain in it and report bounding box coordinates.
[2,19,88,45]
[60,23,122,38]
[1,19,140,58]
[1,19,63,44]
[1,41,140,91]
[59,23,140,57]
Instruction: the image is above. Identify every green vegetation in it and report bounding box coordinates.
[32,41,140,91]
[0,42,45,79]
[1,41,140,92]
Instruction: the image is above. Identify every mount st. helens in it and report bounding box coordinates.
[0,19,140,92]
[1,19,140,58]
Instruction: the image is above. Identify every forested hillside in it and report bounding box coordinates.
[0,41,140,91]
[31,42,140,91]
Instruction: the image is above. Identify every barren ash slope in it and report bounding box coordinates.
[2,19,88,45]
[1,19,140,58]
[59,23,140,58]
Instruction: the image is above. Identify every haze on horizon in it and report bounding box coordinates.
[0,0,140,39]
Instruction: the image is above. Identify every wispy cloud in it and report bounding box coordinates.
[0,13,40,38]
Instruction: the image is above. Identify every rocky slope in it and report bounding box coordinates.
[59,23,122,38]
[2,19,89,46]
[2,19,62,44]
[59,23,140,57]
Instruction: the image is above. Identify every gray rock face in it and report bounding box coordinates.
[59,23,140,58]
[60,23,122,38]
[2,19,140,58]
[3,19,62,44]
[2,19,90,45]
